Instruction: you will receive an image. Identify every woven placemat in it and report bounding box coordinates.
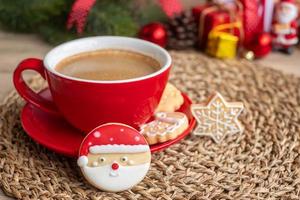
[1,51,300,200]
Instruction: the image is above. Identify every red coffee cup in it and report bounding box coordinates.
[14,36,171,132]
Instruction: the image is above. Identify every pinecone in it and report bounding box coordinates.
[166,10,198,50]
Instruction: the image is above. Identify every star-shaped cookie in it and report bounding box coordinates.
[191,92,244,143]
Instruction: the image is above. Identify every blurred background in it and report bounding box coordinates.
[0,0,300,100]
[1,2,299,200]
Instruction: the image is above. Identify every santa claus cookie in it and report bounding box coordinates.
[155,83,184,113]
[140,112,189,145]
[77,123,151,192]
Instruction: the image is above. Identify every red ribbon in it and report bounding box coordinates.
[66,0,96,34]
[66,0,183,34]
[159,0,183,17]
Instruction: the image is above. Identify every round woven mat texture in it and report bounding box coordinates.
[0,51,300,200]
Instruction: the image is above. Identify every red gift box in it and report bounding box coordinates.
[193,4,231,49]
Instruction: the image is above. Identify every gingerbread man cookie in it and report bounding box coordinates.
[77,123,151,192]
[140,112,189,145]
[155,83,184,113]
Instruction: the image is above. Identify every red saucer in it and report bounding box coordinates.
[21,89,196,157]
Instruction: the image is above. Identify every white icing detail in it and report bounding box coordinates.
[110,170,119,177]
[92,161,98,167]
[128,160,135,165]
[120,128,124,132]
[89,144,150,154]
[134,136,140,141]
[109,137,114,141]
[191,92,244,143]
[88,142,92,145]
[93,131,101,138]
[140,112,188,136]
[77,156,88,167]
[80,163,150,192]
[156,114,181,124]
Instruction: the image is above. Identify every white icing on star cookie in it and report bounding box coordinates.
[191,92,244,143]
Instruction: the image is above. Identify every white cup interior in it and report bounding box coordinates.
[44,36,171,83]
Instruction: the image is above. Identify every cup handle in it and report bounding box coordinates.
[13,58,60,115]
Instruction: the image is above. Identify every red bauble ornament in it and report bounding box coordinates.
[139,22,167,48]
[250,32,272,58]
[258,32,271,46]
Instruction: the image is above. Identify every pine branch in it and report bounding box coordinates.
[0,0,167,44]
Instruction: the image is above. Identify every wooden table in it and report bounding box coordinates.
[0,31,50,100]
[0,30,300,199]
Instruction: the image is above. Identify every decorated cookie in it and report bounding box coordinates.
[155,83,184,113]
[77,123,151,192]
[191,92,244,143]
[140,112,189,145]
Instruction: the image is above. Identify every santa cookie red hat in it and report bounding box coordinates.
[78,123,150,166]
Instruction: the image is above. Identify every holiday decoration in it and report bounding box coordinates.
[77,123,151,192]
[140,112,188,145]
[250,32,272,58]
[158,0,183,17]
[68,0,178,35]
[139,22,167,47]
[212,0,236,7]
[271,0,299,54]
[192,2,242,49]
[239,0,263,49]
[166,11,198,49]
[262,0,275,32]
[193,4,230,49]
[206,22,241,59]
[67,0,96,34]
[156,83,184,113]
[241,50,255,60]
[191,92,244,143]
[0,0,166,44]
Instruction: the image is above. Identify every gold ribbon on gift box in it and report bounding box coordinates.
[206,21,242,59]
[198,0,244,47]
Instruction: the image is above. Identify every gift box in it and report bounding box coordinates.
[193,3,244,49]
[192,4,231,49]
[206,22,240,59]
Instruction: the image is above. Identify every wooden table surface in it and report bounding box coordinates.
[0,30,300,199]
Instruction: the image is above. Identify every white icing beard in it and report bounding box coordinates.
[80,163,150,192]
